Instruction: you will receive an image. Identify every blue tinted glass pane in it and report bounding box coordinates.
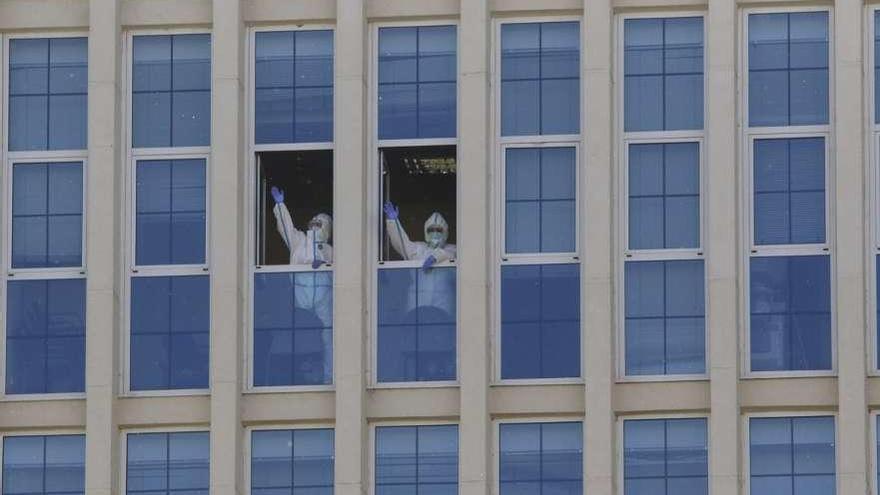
[133,36,172,92]
[418,82,456,138]
[749,70,788,127]
[376,425,457,493]
[49,38,87,94]
[251,430,293,489]
[501,264,580,379]
[256,31,294,88]
[665,18,703,74]
[789,68,828,125]
[876,13,880,123]
[255,88,295,144]
[789,12,828,69]
[295,30,334,87]
[541,422,582,481]
[500,422,582,493]
[48,94,87,150]
[9,95,48,151]
[792,417,835,475]
[133,92,171,148]
[130,275,210,390]
[378,83,418,140]
[666,419,708,477]
[500,423,541,482]
[293,429,334,487]
[171,90,211,147]
[624,419,666,479]
[376,426,417,486]
[44,435,85,493]
[419,26,456,82]
[379,27,417,84]
[172,34,211,91]
[417,426,458,485]
[624,19,663,75]
[6,279,85,395]
[540,78,578,135]
[749,14,788,71]
[624,75,663,132]
[541,22,579,79]
[3,436,45,494]
[377,267,456,382]
[10,39,48,95]
[501,23,540,80]
[501,80,540,136]
[294,86,333,143]
[750,418,793,476]
[750,256,831,372]
[127,433,168,492]
[665,74,702,130]
[168,432,210,490]
[127,432,209,494]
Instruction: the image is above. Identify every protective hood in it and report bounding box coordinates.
[310,213,332,243]
[423,212,449,248]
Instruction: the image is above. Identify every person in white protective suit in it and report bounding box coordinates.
[271,186,333,381]
[383,201,457,318]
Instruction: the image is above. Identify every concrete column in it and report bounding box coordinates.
[210,0,245,494]
[334,2,368,495]
[84,1,121,494]
[457,1,491,495]
[705,0,740,494]
[582,0,615,493]
[833,1,869,493]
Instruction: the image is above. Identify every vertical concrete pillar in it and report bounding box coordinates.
[334,2,368,495]
[582,0,615,493]
[705,0,740,494]
[85,1,121,494]
[210,0,245,493]
[458,1,491,495]
[833,1,869,493]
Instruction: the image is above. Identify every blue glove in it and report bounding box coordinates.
[312,259,325,270]
[422,254,436,270]
[270,186,284,204]
[383,201,399,220]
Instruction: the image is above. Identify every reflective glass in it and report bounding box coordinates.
[126,432,209,494]
[378,26,456,140]
[253,271,333,386]
[12,162,83,268]
[624,17,704,131]
[251,429,334,493]
[135,159,207,266]
[501,264,580,379]
[130,275,210,391]
[6,279,85,394]
[377,267,456,382]
[750,255,831,372]
[748,12,828,126]
[499,422,582,495]
[875,12,880,123]
[132,34,211,147]
[375,425,458,494]
[754,138,825,245]
[625,260,705,376]
[9,38,87,151]
[749,416,835,495]
[3,435,85,495]
[624,418,708,495]
[501,22,579,136]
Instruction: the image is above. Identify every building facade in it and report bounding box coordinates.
[0,0,877,494]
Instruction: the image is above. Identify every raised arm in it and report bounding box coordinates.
[271,187,305,252]
[383,201,421,260]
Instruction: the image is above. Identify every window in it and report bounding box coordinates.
[624,17,704,132]
[132,34,211,148]
[875,11,880,124]
[255,29,333,144]
[251,27,336,389]
[251,428,334,495]
[8,37,87,151]
[125,431,209,494]
[748,416,835,494]
[500,22,579,136]
[5,35,88,396]
[748,12,829,127]
[375,425,458,495]
[378,25,456,140]
[2,435,85,495]
[623,418,708,495]
[128,32,212,393]
[374,23,458,385]
[621,15,705,379]
[499,421,582,495]
[745,10,830,375]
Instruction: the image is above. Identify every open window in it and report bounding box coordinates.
[255,150,333,266]
[379,145,456,262]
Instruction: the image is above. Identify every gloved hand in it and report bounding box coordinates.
[383,201,399,220]
[312,259,325,270]
[422,254,436,270]
[270,186,284,204]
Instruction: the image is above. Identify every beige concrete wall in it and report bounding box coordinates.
[0,0,876,494]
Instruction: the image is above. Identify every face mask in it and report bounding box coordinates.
[426,231,445,249]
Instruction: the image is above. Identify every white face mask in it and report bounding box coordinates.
[309,215,331,244]
[426,231,445,249]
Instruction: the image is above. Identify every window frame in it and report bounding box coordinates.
[119,426,211,495]
[615,412,710,495]
[492,15,584,386]
[368,19,461,388]
[740,6,836,378]
[244,23,337,393]
[0,31,89,401]
[244,422,336,495]
[867,5,880,377]
[0,429,87,494]
[741,411,839,495]
[122,28,213,397]
[871,409,880,495]
[368,419,460,495]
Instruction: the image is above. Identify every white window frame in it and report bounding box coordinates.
[244,423,336,494]
[492,416,585,495]
[871,410,880,495]
[492,16,584,386]
[368,419,460,495]
[368,19,461,388]
[120,426,211,495]
[741,411,839,495]
[243,23,337,393]
[0,31,89,401]
[122,28,213,397]
[615,11,708,383]
[616,413,710,495]
[867,5,880,377]
[0,429,87,491]
[740,6,836,378]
